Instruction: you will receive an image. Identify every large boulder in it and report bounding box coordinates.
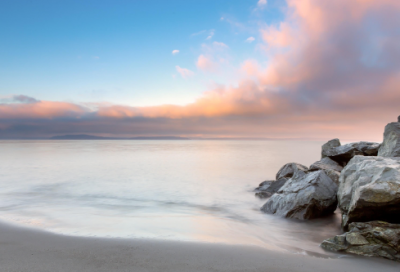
[261,170,338,220]
[309,157,342,185]
[338,156,400,229]
[321,221,400,262]
[322,141,380,166]
[378,122,400,157]
[356,141,380,156]
[255,178,288,199]
[275,163,308,180]
[321,138,341,158]
[310,157,343,172]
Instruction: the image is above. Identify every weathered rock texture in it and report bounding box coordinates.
[310,157,343,172]
[321,221,400,261]
[261,170,338,220]
[338,156,400,229]
[321,139,341,158]
[322,142,380,166]
[378,122,400,157]
[275,163,308,180]
[255,178,288,199]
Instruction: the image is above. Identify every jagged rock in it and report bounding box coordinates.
[275,163,308,180]
[338,156,400,229]
[310,157,343,172]
[378,122,400,157]
[322,143,363,165]
[321,139,341,158]
[398,116,400,122]
[255,178,288,199]
[322,142,380,166]
[356,141,380,156]
[261,170,338,220]
[323,169,341,185]
[321,221,400,262]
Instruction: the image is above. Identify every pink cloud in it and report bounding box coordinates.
[175,66,194,78]
[196,55,217,72]
[2,0,400,141]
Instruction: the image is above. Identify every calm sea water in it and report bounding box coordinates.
[0,140,343,255]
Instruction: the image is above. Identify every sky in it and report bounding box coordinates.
[1,0,400,140]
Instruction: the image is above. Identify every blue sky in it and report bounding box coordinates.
[0,0,285,106]
[1,0,399,140]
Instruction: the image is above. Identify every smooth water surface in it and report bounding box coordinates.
[0,140,342,255]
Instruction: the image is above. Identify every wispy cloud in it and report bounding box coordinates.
[206,30,215,40]
[257,0,267,7]
[190,30,207,37]
[245,37,255,43]
[172,50,180,55]
[175,66,194,78]
[212,41,228,49]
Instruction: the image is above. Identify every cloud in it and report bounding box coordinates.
[257,0,267,7]
[2,1,400,141]
[175,66,194,78]
[206,30,215,40]
[196,55,217,72]
[172,50,180,55]
[245,37,255,43]
[92,56,100,60]
[212,41,228,48]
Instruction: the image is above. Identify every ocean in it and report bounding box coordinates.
[0,140,342,256]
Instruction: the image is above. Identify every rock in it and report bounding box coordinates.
[321,221,400,261]
[356,141,380,156]
[322,139,341,158]
[275,163,308,180]
[261,170,338,220]
[398,116,400,122]
[255,178,288,199]
[322,142,381,166]
[378,122,400,157]
[323,169,341,185]
[310,157,343,172]
[338,156,400,229]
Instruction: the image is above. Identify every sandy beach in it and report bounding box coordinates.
[0,221,397,272]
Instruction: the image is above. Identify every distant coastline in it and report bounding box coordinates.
[49,134,190,140]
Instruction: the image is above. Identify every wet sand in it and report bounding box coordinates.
[0,221,398,272]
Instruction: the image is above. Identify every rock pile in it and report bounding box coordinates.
[255,117,400,262]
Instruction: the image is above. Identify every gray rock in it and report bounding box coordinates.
[323,169,341,185]
[275,163,308,180]
[322,139,341,158]
[321,221,400,261]
[378,122,400,157]
[322,143,363,165]
[261,170,338,220]
[322,142,381,166]
[398,116,400,122]
[255,178,288,199]
[356,141,380,156]
[338,156,400,229]
[310,157,343,172]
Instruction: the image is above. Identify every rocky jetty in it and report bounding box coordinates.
[255,117,400,262]
[338,156,400,229]
[321,221,400,261]
[261,170,338,219]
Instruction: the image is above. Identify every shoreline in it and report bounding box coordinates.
[0,220,398,272]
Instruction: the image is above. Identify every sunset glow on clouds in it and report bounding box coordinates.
[1,0,400,140]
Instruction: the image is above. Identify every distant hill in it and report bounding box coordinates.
[50,134,190,140]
